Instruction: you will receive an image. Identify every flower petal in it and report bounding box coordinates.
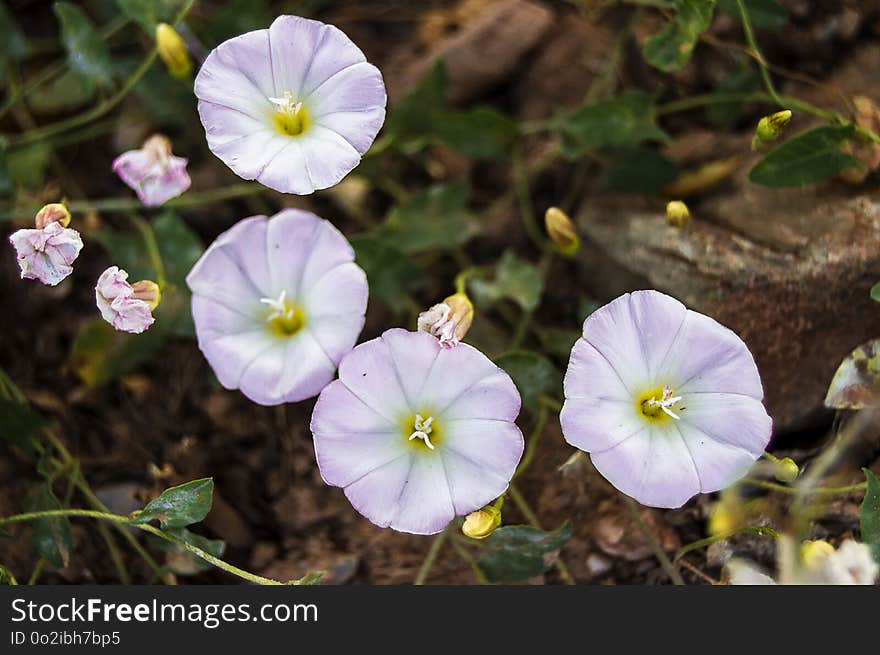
[590,424,702,508]
[678,391,772,460]
[389,455,455,535]
[342,455,412,529]
[441,371,520,421]
[440,450,510,515]
[195,28,275,117]
[441,418,524,482]
[560,396,644,453]
[563,337,631,401]
[269,16,366,98]
[415,342,509,413]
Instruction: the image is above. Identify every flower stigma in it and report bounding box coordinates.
[638,385,683,421]
[269,91,310,136]
[408,414,436,450]
[260,289,305,336]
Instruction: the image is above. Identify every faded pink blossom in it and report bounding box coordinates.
[112,134,191,206]
[9,221,83,286]
[95,266,156,334]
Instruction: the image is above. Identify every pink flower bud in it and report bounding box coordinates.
[112,134,191,207]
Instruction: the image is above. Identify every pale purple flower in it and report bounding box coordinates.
[112,134,191,206]
[561,290,772,508]
[9,221,83,286]
[95,266,156,334]
[310,329,524,535]
[186,208,367,405]
[194,15,386,195]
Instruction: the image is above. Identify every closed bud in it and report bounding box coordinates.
[773,457,799,483]
[131,280,162,311]
[800,540,835,570]
[753,110,792,148]
[665,200,690,228]
[35,203,71,229]
[544,206,580,256]
[156,23,193,79]
[462,506,501,540]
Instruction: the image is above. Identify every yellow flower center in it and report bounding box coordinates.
[635,385,683,423]
[404,413,442,452]
[260,289,306,337]
[269,91,310,137]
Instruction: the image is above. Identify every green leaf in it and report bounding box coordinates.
[0,398,47,454]
[6,144,51,190]
[376,183,477,254]
[494,351,561,414]
[536,327,582,361]
[705,65,761,128]
[54,2,114,90]
[718,0,787,28]
[69,317,167,387]
[469,251,543,312]
[642,0,716,72]
[433,108,519,160]
[861,469,880,565]
[824,338,880,409]
[604,147,678,195]
[479,521,572,583]
[295,570,325,586]
[870,283,880,303]
[23,487,72,569]
[386,60,448,145]
[0,563,17,585]
[554,91,668,158]
[0,1,28,63]
[28,69,96,115]
[130,478,214,529]
[749,126,860,187]
[351,235,425,309]
[116,0,175,32]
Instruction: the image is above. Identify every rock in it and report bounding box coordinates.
[576,183,880,432]
[592,506,680,561]
[386,0,555,104]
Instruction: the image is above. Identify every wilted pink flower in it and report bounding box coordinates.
[195,15,386,195]
[112,134,191,206]
[561,290,772,508]
[417,292,474,348]
[95,266,157,334]
[186,208,368,405]
[311,329,524,534]
[9,221,83,286]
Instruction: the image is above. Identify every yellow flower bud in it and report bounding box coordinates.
[131,280,162,311]
[801,540,835,570]
[462,505,501,540]
[708,495,743,537]
[773,457,799,483]
[156,23,193,79]
[35,203,71,229]
[544,206,580,256]
[752,110,792,148]
[665,200,690,228]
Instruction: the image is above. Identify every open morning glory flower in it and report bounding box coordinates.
[95,266,160,334]
[561,290,772,508]
[194,15,386,195]
[186,208,367,405]
[9,221,83,286]
[112,134,191,207]
[311,329,524,534]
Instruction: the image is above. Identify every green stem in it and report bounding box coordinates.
[741,477,867,496]
[5,1,197,149]
[674,525,780,562]
[735,0,784,107]
[0,183,265,222]
[508,483,575,584]
[514,403,548,479]
[450,536,489,585]
[414,526,449,586]
[127,213,166,288]
[512,148,547,250]
[623,496,685,586]
[0,508,293,586]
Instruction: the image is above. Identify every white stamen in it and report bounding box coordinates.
[268,91,303,117]
[644,386,682,420]
[260,289,295,323]
[408,414,435,450]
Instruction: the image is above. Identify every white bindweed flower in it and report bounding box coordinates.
[194,15,386,195]
[186,208,367,405]
[561,290,772,508]
[310,329,524,534]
